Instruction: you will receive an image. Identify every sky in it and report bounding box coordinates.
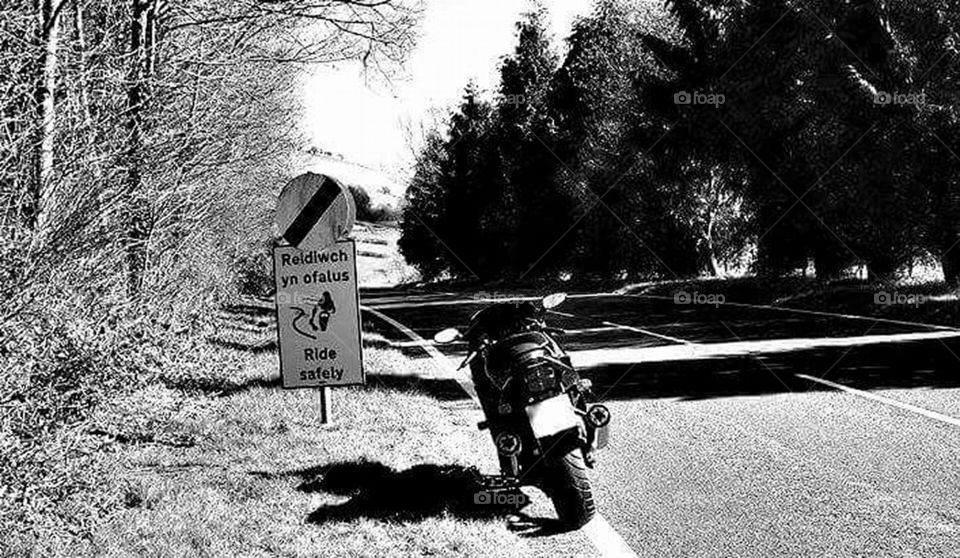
[301,0,594,195]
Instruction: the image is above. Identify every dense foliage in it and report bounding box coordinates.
[401,0,960,284]
[0,0,418,549]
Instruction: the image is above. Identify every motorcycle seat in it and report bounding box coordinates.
[486,331,558,371]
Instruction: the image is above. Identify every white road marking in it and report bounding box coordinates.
[548,310,576,318]
[623,293,959,332]
[564,326,626,335]
[361,305,639,558]
[390,339,463,349]
[796,373,960,428]
[387,326,625,348]
[569,330,960,368]
[600,320,695,346]
[361,306,478,400]
[582,515,640,558]
[365,292,618,311]
[371,290,958,335]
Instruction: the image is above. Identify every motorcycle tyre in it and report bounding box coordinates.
[540,447,596,529]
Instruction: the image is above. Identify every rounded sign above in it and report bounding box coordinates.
[275,173,356,249]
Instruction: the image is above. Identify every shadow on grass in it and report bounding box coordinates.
[206,336,276,353]
[222,301,274,318]
[160,375,282,397]
[366,374,472,402]
[251,460,566,534]
[210,300,277,353]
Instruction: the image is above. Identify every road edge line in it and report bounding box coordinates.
[361,305,639,558]
[362,305,478,401]
[600,320,696,346]
[796,373,960,428]
[582,514,641,558]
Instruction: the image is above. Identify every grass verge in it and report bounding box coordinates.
[6,340,528,558]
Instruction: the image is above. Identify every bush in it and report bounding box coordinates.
[0,274,238,550]
[233,249,275,297]
[0,299,142,547]
[350,185,399,223]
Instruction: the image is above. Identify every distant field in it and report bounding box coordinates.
[353,221,419,288]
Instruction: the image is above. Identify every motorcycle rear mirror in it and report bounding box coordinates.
[433,328,461,344]
[541,292,568,310]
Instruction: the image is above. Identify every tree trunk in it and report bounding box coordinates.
[866,256,898,282]
[125,0,150,296]
[74,0,92,127]
[942,249,960,284]
[704,210,721,277]
[31,0,65,234]
[814,250,844,281]
[706,244,721,277]
[938,181,960,284]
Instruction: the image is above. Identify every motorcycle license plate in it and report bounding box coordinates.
[525,395,581,438]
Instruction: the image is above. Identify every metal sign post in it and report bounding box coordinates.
[273,173,362,424]
[320,386,332,424]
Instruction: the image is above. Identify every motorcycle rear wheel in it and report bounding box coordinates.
[541,448,596,528]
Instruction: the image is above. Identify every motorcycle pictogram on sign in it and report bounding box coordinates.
[291,291,336,340]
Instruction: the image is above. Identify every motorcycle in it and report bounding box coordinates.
[433,293,610,528]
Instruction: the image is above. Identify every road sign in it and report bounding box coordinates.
[275,173,355,250]
[273,239,364,389]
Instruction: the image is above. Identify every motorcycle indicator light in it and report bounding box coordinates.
[495,432,522,456]
[586,404,611,428]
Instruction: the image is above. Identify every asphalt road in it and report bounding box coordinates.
[360,288,960,557]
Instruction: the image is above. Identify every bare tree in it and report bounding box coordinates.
[123,0,159,295]
[1,0,421,300]
[31,0,70,234]
[115,0,422,293]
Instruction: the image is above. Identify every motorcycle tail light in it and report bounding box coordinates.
[523,366,557,394]
[495,431,522,456]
